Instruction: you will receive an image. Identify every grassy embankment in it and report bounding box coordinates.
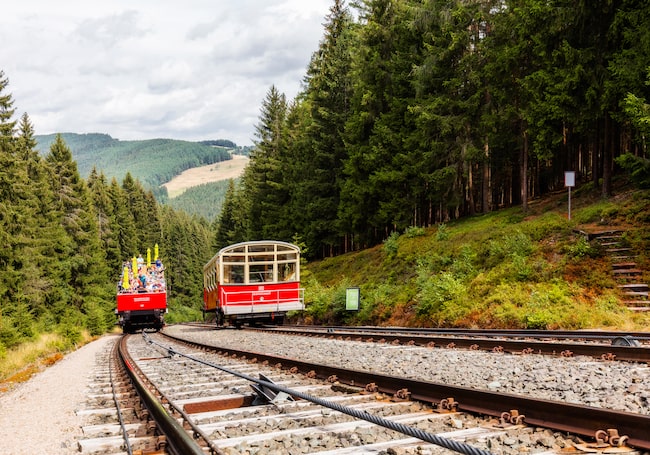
[301,182,650,331]
[0,331,104,390]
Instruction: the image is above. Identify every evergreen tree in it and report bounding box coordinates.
[243,85,289,240]
[15,112,67,319]
[0,71,16,139]
[0,72,27,337]
[213,179,241,250]
[45,135,109,311]
[297,0,355,256]
[88,168,122,273]
[109,177,138,261]
[342,0,423,245]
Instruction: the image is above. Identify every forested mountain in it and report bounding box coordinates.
[217,0,650,259]
[35,133,235,194]
[3,0,650,365]
[0,70,213,356]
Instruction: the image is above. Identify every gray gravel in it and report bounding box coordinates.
[0,334,119,455]
[164,325,650,416]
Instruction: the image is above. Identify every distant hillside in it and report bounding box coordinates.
[35,133,236,190]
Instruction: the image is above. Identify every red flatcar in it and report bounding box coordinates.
[116,253,167,333]
[203,241,304,327]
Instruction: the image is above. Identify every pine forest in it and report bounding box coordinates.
[2,0,650,359]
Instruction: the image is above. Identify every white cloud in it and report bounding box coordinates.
[1,0,335,146]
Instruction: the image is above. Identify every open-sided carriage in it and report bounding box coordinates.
[203,240,304,327]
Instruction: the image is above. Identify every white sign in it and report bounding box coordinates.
[565,171,575,187]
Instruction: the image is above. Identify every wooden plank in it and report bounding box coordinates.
[183,393,257,414]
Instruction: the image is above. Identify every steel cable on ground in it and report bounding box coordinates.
[144,333,494,455]
[110,339,133,455]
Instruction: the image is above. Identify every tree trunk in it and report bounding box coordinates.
[482,138,490,213]
[521,128,529,212]
[602,114,613,197]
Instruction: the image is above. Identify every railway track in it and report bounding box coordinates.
[163,327,649,451]
[76,337,173,454]
[75,329,649,454]
[250,325,650,363]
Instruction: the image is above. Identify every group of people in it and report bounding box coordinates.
[118,254,166,293]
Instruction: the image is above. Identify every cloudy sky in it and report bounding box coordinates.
[1,1,335,146]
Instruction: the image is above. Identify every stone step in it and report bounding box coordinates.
[607,248,633,254]
[622,291,649,299]
[613,269,643,276]
[618,283,649,292]
[612,262,637,269]
[590,230,624,238]
[627,307,650,312]
[624,300,650,306]
[611,256,635,262]
[600,241,621,247]
[616,277,644,284]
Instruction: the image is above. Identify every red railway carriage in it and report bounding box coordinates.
[116,253,167,333]
[203,241,304,327]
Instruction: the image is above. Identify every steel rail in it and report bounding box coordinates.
[251,326,650,362]
[117,335,206,455]
[162,331,650,450]
[148,333,494,455]
[109,339,134,455]
[273,325,650,341]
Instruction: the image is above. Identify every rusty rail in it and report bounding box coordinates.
[163,331,650,450]
[251,326,650,363]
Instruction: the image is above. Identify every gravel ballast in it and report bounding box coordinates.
[164,325,650,416]
[0,326,648,454]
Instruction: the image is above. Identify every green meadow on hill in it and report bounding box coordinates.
[302,182,650,331]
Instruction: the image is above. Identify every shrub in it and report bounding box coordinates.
[0,316,22,349]
[166,298,203,323]
[383,231,400,257]
[435,223,449,241]
[616,152,650,188]
[404,226,426,238]
[416,271,466,319]
[56,324,83,346]
[566,236,599,259]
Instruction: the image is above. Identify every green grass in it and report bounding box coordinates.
[302,185,650,330]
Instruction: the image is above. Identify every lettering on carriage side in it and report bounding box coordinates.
[134,297,151,302]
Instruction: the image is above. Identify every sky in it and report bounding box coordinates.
[1,1,335,146]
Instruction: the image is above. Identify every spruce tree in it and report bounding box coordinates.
[244,85,288,240]
[299,0,355,256]
[45,135,109,311]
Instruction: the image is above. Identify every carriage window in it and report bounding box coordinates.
[223,264,245,283]
[249,264,273,283]
[279,263,297,282]
[277,253,297,261]
[248,244,275,253]
[249,254,274,262]
[223,254,245,263]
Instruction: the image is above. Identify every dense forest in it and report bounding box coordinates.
[3,0,650,358]
[216,0,650,259]
[0,71,213,355]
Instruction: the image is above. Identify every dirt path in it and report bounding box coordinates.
[163,154,249,198]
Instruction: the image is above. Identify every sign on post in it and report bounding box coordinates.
[565,171,575,220]
[346,287,360,311]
